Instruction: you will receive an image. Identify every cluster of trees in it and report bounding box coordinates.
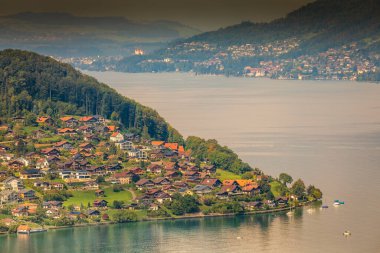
[112,210,138,223]
[164,193,199,215]
[185,136,252,174]
[277,173,323,200]
[0,49,182,141]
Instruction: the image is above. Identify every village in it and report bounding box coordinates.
[0,114,315,234]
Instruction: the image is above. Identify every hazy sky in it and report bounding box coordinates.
[0,0,315,30]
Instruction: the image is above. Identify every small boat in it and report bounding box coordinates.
[286,211,294,216]
[343,230,351,236]
[307,208,314,214]
[321,205,329,209]
[236,236,242,240]
[333,202,340,206]
[339,201,345,205]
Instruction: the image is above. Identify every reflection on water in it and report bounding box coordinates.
[1,208,314,253]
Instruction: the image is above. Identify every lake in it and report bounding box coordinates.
[2,72,380,252]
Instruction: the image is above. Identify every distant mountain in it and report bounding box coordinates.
[106,0,379,81]
[0,12,201,57]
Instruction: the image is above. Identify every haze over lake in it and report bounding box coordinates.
[2,72,380,252]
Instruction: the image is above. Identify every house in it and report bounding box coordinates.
[0,218,16,226]
[36,116,53,125]
[54,140,73,150]
[1,177,24,191]
[51,182,65,190]
[95,189,105,197]
[152,177,171,185]
[151,141,165,149]
[243,201,263,211]
[217,185,242,198]
[86,165,106,176]
[116,141,133,150]
[79,142,94,151]
[155,192,172,203]
[72,171,91,180]
[147,164,163,174]
[223,180,238,186]
[8,160,25,170]
[20,169,43,179]
[57,128,77,135]
[201,178,222,188]
[164,143,179,151]
[165,171,181,179]
[276,197,289,207]
[129,167,145,175]
[236,180,255,188]
[41,148,60,156]
[93,199,108,207]
[77,125,94,134]
[87,210,101,216]
[203,165,216,174]
[34,181,51,190]
[150,149,164,160]
[84,181,99,190]
[0,190,18,205]
[135,179,154,190]
[42,201,63,209]
[79,116,98,125]
[36,158,50,169]
[242,183,261,196]
[60,116,78,127]
[110,132,124,142]
[193,185,213,195]
[17,225,31,234]
[113,171,135,184]
[106,126,118,132]
[18,189,36,200]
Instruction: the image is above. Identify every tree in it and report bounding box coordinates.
[113,200,125,209]
[112,210,138,223]
[291,179,306,198]
[307,185,323,200]
[279,173,293,186]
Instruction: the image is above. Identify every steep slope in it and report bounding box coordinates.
[0,49,182,142]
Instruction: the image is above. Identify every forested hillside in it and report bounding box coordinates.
[0,49,182,142]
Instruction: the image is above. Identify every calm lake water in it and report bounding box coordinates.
[2,72,380,252]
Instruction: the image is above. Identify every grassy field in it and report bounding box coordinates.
[269,181,283,198]
[64,188,133,207]
[215,169,242,181]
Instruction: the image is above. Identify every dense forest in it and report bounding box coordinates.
[0,49,182,142]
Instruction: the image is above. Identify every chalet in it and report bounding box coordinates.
[20,169,43,179]
[193,185,213,195]
[127,149,138,158]
[1,177,24,191]
[12,116,25,124]
[129,167,145,175]
[105,164,122,173]
[106,126,118,132]
[60,116,78,127]
[50,182,64,191]
[217,185,242,198]
[110,132,124,142]
[173,181,188,188]
[87,210,101,216]
[203,165,216,174]
[223,180,239,186]
[84,134,100,142]
[17,225,31,233]
[86,165,106,176]
[8,160,25,170]
[135,179,154,190]
[164,161,176,171]
[150,149,164,160]
[79,142,94,151]
[79,116,98,125]
[41,148,60,156]
[0,190,18,205]
[0,218,16,226]
[57,128,77,135]
[46,209,60,218]
[151,141,165,149]
[201,178,222,188]
[0,152,14,161]
[162,185,177,194]
[68,211,86,219]
[165,171,181,179]
[113,171,135,184]
[72,171,91,180]
[77,125,94,134]
[36,116,53,125]
[155,192,172,203]
[93,199,108,207]
[242,183,261,196]
[164,142,179,151]
[164,150,177,158]
[116,141,133,150]
[54,140,73,150]
[147,164,163,174]
[83,181,99,190]
[42,201,63,209]
[33,181,51,190]
[183,171,200,182]
[243,201,263,211]
[0,145,10,152]
[276,197,289,207]
[18,189,36,200]
[95,189,105,197]
[236,180,255,188]
[32,129,49,139]
[152,177,171,185]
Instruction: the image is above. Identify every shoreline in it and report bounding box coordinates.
[1,201,318,235]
